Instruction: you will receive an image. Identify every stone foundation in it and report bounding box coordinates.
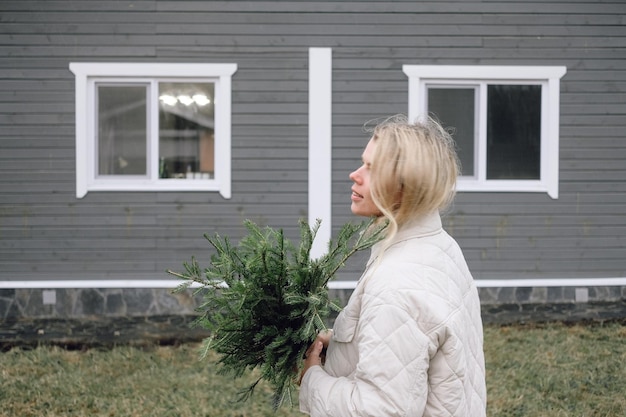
[1,286,625,348]
[0,287,202,319]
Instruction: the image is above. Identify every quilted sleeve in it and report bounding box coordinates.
[299,291,433,417]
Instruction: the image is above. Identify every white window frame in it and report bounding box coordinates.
[69,63,237,199]
[402,65,566,199]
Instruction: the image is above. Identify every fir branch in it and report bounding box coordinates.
[169,217,384,408]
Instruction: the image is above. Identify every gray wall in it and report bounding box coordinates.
[1,1,625,286]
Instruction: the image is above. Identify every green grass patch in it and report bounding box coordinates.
[1,321,624,416]
[484,321,626,416]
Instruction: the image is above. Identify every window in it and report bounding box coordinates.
[403,65,566,199]
[69,63,237,199]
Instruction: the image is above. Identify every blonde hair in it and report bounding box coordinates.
[366,114,460,243]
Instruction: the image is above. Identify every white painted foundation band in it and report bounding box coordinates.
[1,277,625,290]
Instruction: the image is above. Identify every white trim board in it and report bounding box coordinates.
[328,278,626,289]
[1,278,625,290]
[308,47,333,259]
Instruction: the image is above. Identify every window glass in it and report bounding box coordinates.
[403,64,566,198]
[487,84,541,179]
[70,62,237,198]
[158,82,215,179]
[96,84,147,176]
[427,87,476,177]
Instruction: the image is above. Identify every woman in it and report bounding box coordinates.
[299,115,487,416]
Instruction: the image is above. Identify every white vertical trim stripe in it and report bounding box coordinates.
[308,48,333,259]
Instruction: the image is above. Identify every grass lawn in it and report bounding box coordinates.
[1,321,624,416]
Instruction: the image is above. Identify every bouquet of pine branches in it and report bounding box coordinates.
[168,218,384,408]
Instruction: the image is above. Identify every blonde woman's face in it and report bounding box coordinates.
[349,138,381,217]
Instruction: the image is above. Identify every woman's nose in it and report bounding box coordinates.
[349,168,359,183]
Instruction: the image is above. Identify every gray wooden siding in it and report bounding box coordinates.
[0,1,625,284]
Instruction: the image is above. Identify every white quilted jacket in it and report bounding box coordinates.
[299,212,486,416]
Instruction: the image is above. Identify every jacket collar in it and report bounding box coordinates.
[389,211,443,243]
[367,211,443,266]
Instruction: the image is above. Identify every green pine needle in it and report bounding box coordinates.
[168,218,385,408]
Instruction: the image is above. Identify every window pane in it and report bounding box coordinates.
[427,87,475,176]
[97,85,147,176]
[158,82,215,179]
[487,85,541,179]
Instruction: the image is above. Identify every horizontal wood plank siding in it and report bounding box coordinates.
[0,1,624,285]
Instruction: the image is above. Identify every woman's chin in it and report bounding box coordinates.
[351,205,373,218]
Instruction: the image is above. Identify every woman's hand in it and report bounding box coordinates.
[315,329,333,350]
[299,330,332,384]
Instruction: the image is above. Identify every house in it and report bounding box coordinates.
[1,1,625,343]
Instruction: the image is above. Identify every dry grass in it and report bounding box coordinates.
[484,321,626,416]
[0,343,299,417]
[0,321,624,416]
